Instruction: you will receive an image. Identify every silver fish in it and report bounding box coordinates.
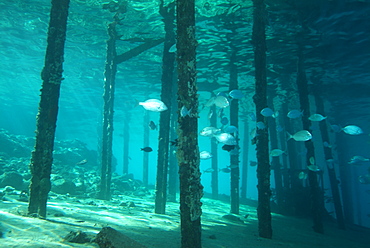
[228,89,244,99]
[200,126,221,137]
[139,99,167,112]
[214,95,229,108]
[260,108,278,118]
[270,149,285,157]
[287,109,303,119]
[214,133,237,145]
[308,114,327,122]
[200,151,213,160]
[342,125,363,135]
[181,106,192,117]
[287,130,312,142]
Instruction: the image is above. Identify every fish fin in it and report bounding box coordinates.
[286,131,292,141]
[135,99,141,108]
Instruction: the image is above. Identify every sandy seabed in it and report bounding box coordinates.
[0,193,369,248]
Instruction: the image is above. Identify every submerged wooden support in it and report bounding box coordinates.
[229,48,240,214]
[210,105,219,200]
[313,86,345,230]
[177,0,203,247]
[252,0,272,239]
[28,0,70,218]
[98,21,118,201]
[142,110,149,186]
[167,102,178,202]
[114,38,165,64]
[155,0,176,214]
[296,45,324,234]
[268,97,283,212]
[240,120,249,200]
[122,113,130,175]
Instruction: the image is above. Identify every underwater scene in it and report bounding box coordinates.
[1,0,370,247]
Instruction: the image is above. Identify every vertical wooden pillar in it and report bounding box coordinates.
[98,21,118,201]
[142,110,149,186]
[252,0,272,239]
[229,48,240,214]
[155,1,176,214]
[296,43,324,234]
[177,0,202,246]
[28,0,70,218]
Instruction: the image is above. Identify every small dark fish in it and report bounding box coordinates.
[141,147,153,152]
[76,159,87,165]
[170,139,178,147]
[149,121,157,130]
[218,108,224,118]
[222,144,235,152]
[203,168,214,173]
[221,116,229,125]
[219,167,231,173]
[249,161,257,167]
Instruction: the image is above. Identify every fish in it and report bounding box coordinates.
[287,130,312,141]
[219,167,231,173]
[330,124,342,133]
[218,108,224,118]
[181,106,193,117]
[141,147,153,152]
[309,156,315,165]
[298,171,308,180]
[342,125,363,135]
[249,161,257,167]
[256,121,266,130]
[139,99,168,112]
[270,149,285,157]
[348,155,370,165]
[248,112,256,121]
[203,168,214,173]
[358,174,370,184]
[260,107,278,118]
[200,151,213,160]
[214,133,237,145]
[205,97,216,107]
[287,109,303,119]
[220,116,229,125]
[228,89,244,99]
[214,95,229,108]
[168,44,176,53]
[276,125,284,133]
[307,164,320,172]
[228,164,239,169]
[323,141,332,148]
[217,92,228,98]
[250,128,257,139]
[170,139,178,147]
[222,144,236,152]
[76,159,88,165]
[308,114,327,122]
[148,121,157,130]
[207,109,213,119]
[224,125,238,134]
[200,126,221,137]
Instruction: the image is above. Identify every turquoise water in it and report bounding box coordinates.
[1,0,370,232]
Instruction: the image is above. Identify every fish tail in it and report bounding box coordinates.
[286,131,292,141]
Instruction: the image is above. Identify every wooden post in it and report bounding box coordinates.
[28,0,70,218]
[155,0,176,214]
[296,43,324,234]
[229,48,240,214]
[252,0,272,239]
[98,20,118,201]
[177,0,203,246]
